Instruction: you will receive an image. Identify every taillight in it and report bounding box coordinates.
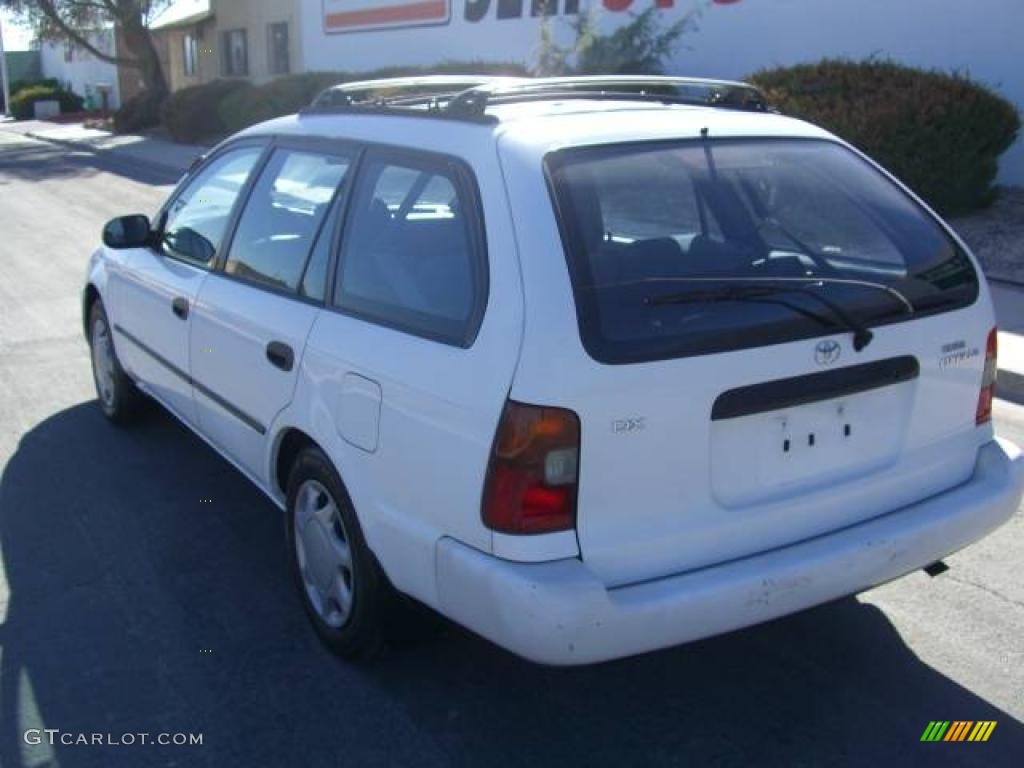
[976,327,998,425]
[482,400,580,534]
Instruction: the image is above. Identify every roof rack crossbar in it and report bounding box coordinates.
[446,76,771,117]
[302,75,772,123]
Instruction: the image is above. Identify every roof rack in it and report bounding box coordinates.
[302,75,772,123]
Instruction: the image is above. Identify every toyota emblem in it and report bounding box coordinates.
[815,340,841,365]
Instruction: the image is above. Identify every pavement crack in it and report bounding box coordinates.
[945,572,1024,610]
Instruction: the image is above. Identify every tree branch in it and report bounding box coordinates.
[33,0,138,67]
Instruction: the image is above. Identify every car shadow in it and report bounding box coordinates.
[1,402,1021,767]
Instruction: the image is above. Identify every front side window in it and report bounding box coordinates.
[225,149,351,293]
[221,29,248,76]
[334,153,484,346]
[547,139,978,363]
[162,147,263,265]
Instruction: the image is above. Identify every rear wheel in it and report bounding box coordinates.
[286,447,389,659]
[89,300,143,425]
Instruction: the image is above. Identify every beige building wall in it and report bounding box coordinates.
[213,0,303,84]
[158,19,219,93]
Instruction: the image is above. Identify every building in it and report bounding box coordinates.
[39,28,121,110]
[295,0,1023,184]
[149,0,303,92]
[4,50,41,85]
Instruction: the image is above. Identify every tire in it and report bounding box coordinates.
[286,447,389,660]
[88,300,143,425]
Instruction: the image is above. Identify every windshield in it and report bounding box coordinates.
[546,138,978,364]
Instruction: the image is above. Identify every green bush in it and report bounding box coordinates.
[160,79,251,143]
[9,83,83,120]
[218,72,342,134]
[751,59,1021,216]
[10,78,62,97]
[114,91,164,133]
[218,60,530,134]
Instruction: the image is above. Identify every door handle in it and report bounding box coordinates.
[171,296,189,320]
[266,341,294,372]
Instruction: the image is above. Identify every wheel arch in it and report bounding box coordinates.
[273,427,324,501]
[82,282,101,340]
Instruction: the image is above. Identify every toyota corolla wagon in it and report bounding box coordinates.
[84,76,1024,664]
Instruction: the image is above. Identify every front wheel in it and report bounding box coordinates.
[89,300,143,425]
[286,447,390,660]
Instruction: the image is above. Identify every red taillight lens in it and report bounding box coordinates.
[482,401,580,534]
[976,327,998,425]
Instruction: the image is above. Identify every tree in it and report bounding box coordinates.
[1,1,170,101]
[536,5,701,76]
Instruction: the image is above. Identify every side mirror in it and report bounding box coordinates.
[102,214,152,249]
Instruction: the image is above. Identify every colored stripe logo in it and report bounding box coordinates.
[324,0,451,33]
[921,721,997,742]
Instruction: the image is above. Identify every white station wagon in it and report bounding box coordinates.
[85,76,1024,664]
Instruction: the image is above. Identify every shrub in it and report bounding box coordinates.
[114,91,164,133]
[9,84,83,120]
[218,72,342,134]
[218,60,530,134]
[160,79,251,143]
[10,78,62,97]
[751,59,1021,216]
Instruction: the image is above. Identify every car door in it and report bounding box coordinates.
[110,143,265,423]
[301,147,526,599]
[189,141,355,480]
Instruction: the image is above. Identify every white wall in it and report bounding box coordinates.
[40,28,121,110]
[300,0,1023,183]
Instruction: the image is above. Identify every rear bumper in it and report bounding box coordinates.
[436,438,1024,665]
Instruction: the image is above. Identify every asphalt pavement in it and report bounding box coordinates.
[0,130,1021,768]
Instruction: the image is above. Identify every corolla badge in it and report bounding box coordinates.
[815,339,841,366]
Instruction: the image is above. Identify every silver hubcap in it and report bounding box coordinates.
[91,315,116,408]
[293,479,355,628]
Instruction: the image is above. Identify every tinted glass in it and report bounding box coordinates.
[334,155,482,345]
[162,147,262,264]
[300,211,334,301]
[548,139,978,363]
[225,149,350,293]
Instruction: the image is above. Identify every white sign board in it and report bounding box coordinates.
[323,0,452,34]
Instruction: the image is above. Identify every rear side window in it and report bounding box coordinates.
[333,152,485,346]
[225,148,351,293]
[547,139,978,364]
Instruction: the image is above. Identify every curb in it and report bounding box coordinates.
[996,329,1024,405]
[23,130,190,177]
[988,275,1024,291]
[997,369,1024,406]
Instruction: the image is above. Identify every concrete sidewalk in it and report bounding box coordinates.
[0,118,203,175]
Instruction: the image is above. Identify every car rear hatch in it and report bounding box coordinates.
[510,135,992,587]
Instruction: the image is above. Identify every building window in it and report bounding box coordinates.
[183,32,199,77]
[267,22,290,76]
[221,29,248,77]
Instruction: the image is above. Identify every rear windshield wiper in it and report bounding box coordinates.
[645,281,878,351]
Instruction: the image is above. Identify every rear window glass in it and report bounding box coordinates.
[546,139,978,364]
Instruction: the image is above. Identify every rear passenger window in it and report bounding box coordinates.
[333,153,484,346]
[225,149,350,292]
